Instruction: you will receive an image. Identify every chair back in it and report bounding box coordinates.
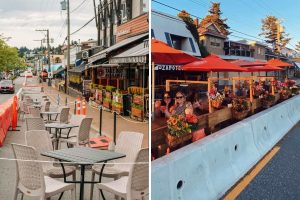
[28,107,41,118]
[78,117,93,145]
[69,114,85,133]
[22,102,31,114]
[59,107,70,123]
[25,117,45,131]
[115,132,143,168]
[127,148,149,199]
[44,101,50,112]
[25,130,53,161]
[26,98,33,104]
[11,143,46,197]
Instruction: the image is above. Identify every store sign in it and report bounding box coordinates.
[116,29,131,37]
[154,64,182,71]
[97,68,125,78]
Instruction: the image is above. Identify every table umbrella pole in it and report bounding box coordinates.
[99,106,102,136]
[113,111,116,145]
[208,77,212,113]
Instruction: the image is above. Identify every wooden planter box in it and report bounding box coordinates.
[232,110,249,120]
[165,132,192,149]
[112,105,123,114]
[103,101,111,109]
[97,89,103,104]
[105,91,112,99]
[131,107,144,119]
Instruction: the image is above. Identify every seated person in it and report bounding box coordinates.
[164,90,193,118]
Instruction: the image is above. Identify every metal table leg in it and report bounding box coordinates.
[99,162,107,200]
[80,165,86,200]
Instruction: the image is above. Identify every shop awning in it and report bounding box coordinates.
[51,63,63,72]
[53,67,65,75]
[68,65,86,73]
[109,41,148,64]
[88,33,148,63]
[294,62,300,69]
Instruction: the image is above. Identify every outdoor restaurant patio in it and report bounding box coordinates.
[0,78,149,200]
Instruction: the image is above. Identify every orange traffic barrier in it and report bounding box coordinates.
[0,96,14,146]
[12,96,18,130]
[81,99,87,115]
[76,96,81,115]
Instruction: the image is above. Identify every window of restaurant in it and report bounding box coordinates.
[210,38,221,47]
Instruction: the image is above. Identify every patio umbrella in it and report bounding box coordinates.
[151,39,199,65]
[181,54,247,72]
[267,58,294,68]
[231,60,267,67]
[245,65,283,72]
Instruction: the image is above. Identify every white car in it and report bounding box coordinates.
[20,72,25,77]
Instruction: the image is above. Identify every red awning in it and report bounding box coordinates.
[151,39,199,65]
[182,54,247,72]
[267,58,293,68]
[245,65,283,72]
[230,60,267,67]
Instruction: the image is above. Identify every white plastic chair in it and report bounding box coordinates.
[28,107,41,118]
[11,143,76,200]
[25,130,76,181]
[95,148,149,200]
[59,117,93,148]
[25,117,46,131]
[90,131,144,200]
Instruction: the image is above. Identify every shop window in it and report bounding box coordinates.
[151,29,155,39]
[210,38,221,47]
[121,3,127,22]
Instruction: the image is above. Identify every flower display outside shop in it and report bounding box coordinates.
[253,84,265,98]
[232,97,250,120]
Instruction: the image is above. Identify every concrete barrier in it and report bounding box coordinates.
[152,95,300,200]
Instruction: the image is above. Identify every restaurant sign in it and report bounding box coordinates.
[154,64,182,71]
[97,67,126,78]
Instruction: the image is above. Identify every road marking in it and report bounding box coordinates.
[223,146,280,200]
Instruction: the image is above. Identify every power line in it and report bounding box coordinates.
[70,17,95,35]
[71,0,89,13]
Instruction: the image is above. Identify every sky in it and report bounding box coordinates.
[0,0,97,49]
[152,0,300,50]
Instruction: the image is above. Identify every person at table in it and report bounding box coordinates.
[191,93,208,115]
[160,92,175,115]
[164,90,193,117]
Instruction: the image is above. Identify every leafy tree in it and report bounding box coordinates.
[0,39,26,72]
[259,16,291,53]
[178,10,210,57]
[200,2,230,36]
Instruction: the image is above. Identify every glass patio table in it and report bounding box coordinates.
[41,147,125,200]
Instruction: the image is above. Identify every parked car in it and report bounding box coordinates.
[25,71,33,78]
[0,80,15,94]
[20,72,25,77]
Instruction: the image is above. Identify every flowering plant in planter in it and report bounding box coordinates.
[252,84,265,98]
[232,98,249,113]
[185,114,199,132]
[167,115,191,137]
[261,91,275,108]
[285,79,296,88]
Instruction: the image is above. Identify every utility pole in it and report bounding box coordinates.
[33,39,43,74]
[66,0,70,94]
[36,29,51,86]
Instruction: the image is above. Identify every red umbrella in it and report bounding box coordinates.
[181,54,247,72]
[245,65,284,72]
[267,58,294,68]
[231,60,267,67]
[151,39,199,65]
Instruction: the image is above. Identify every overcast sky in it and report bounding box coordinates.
[0,0,97,49]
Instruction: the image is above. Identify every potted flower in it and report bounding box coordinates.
[232,97,250,120]
[186,114,206,142]
[208,85,224,109]
[261,91,275,108]
[166,114,192,148]
[252,84,265,98]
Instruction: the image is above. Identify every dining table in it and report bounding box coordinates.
[41,147,126,200]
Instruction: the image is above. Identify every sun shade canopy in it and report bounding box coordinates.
[181,54,247,72]
[151,39,199,65]
[230,60,267,67]
[244,65,283,72]
[267,58,294,68]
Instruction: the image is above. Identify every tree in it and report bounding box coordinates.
[178,10,210,57]
[0,39,26,72]
[259,16,291,53]
[200,2,230,36]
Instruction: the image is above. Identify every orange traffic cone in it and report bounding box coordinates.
[81,99,87,115]
[76,96,81,115]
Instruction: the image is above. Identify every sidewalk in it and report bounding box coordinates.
[42,82,149,148]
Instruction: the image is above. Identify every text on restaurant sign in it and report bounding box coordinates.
[97,68,126,78]
[154,65,182,71]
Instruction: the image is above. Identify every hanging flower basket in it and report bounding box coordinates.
[165,132,192,149]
